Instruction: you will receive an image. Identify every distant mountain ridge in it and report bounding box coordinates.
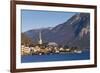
[22,13,90,49]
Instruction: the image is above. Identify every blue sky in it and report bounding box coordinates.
[21,10,77,32]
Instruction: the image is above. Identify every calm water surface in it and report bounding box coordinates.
[21,51,90,63]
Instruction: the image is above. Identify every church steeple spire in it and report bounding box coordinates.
[39,30,42,44]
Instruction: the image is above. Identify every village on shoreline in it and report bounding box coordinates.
[21,31,84,56]
[21,43,83,56]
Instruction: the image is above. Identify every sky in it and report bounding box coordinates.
[21,10,77,32]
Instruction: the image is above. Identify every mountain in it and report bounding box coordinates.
[21,33,33,46]
[23,27,52,44]
[22,13,90,49]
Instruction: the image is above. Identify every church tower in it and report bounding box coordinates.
[38,30,43,44]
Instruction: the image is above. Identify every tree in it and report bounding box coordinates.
[21,33,33,46]
[63,45,69,49]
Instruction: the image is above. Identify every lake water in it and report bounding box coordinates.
[21,51,90,63]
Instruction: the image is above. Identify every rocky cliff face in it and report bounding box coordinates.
[22,13,90,49]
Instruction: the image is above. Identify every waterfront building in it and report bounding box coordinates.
[21,45,31,55]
